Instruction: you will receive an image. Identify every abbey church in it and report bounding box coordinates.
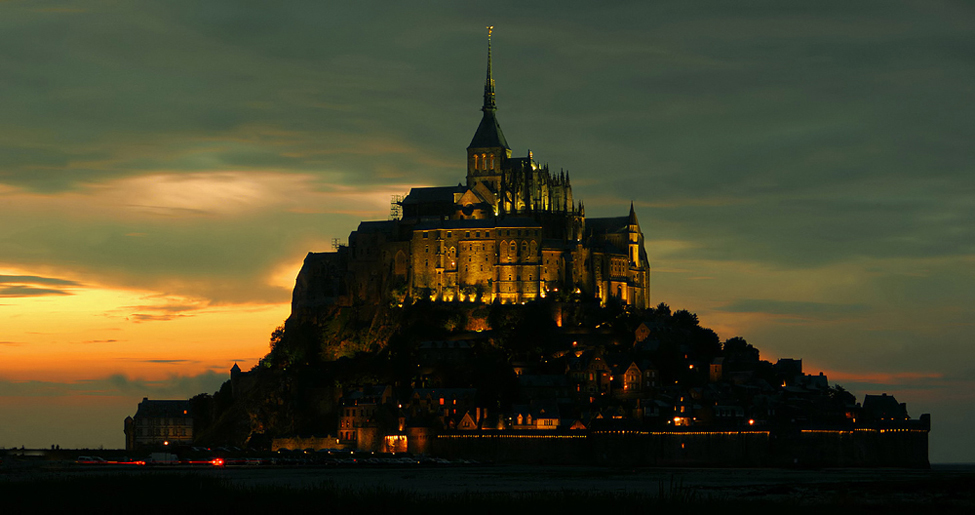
[301,31,650,309]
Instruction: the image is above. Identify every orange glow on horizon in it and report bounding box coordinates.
[0,268,289,382]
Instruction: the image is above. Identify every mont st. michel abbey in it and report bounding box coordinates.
[307,29,650,309]
[124,31,930,469]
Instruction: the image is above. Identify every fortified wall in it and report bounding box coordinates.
[429,420,931,468]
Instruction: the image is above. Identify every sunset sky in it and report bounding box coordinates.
[2,1,973,462]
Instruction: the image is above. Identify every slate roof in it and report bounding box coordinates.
[134,399,191,419]
[468,110,509,150]
[413,216,541,231]
[587,216,629,234]
[355,220,397,233]
[401,185,467,205]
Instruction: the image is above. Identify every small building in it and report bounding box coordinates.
[337,385,393,444]
[124,398,193,451]
[862,393,910,422]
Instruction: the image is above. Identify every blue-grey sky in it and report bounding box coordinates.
[1,0,972,462]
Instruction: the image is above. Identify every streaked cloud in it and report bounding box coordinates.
[0,274,81,297]
[0,274,81,286]
[0,371,227,398]
[0,285,73,297]
[717,299,868,319]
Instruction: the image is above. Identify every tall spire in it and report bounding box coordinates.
[483,26,496,113]
[468,25,508,150]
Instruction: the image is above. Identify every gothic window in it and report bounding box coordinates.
[501,240,507,257]
[481,153,487,170]
[449,246,456,257]
[489,154,495,170]
[530,241,537,255]
[472,154,478,170]
[510,241,516,257]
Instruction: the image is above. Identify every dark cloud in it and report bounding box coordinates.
[0,274,80,286]
[0,285,72,297]
[122,303,205,313]
[129,313,191,322]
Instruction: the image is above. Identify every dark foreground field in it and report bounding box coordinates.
[2,465,972,514]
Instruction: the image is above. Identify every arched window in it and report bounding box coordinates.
[530,241,537,256]
[489,153,495,170]
[473,154,479,170]
[510,241,516,257]
[500,240,507,257]
[481,153,487,170]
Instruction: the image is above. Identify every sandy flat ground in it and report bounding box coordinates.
[213,464,975,505]
[5,463,973,507]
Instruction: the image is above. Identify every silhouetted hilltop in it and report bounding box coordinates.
[190,296,832,445]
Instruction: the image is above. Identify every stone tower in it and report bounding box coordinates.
[467,26,511,203]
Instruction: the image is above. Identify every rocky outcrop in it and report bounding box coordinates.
[291,251,350,322]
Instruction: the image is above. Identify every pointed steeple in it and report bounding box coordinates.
[469,26,509,150]
[628,202,639,225]
[483,25,496,113]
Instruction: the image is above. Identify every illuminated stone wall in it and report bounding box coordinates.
[271,435,343,452]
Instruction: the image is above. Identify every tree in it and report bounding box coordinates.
[723,337,759,360]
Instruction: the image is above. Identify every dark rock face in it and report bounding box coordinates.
[292,251,349,321]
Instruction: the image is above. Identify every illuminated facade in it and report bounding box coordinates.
[316,30,651,308]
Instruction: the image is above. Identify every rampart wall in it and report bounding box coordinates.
[430,427,929,468]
